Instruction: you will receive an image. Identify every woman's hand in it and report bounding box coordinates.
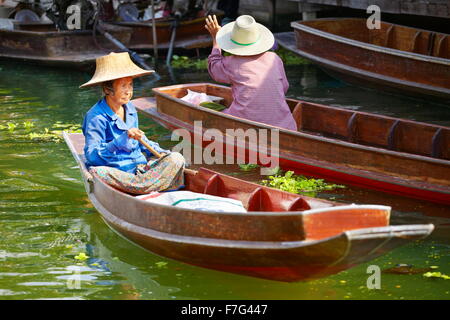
[205,15,221,42]
[127,128,144,140]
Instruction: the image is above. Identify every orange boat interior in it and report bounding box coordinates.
[154,84,450,161]
[184,167,336,212]
[182,168,389,240]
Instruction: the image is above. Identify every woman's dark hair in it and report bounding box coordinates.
[102,80,114,96]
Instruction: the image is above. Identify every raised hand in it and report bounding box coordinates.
[205,14,221,39]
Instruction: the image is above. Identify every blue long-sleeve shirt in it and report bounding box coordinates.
[82,98,170,173]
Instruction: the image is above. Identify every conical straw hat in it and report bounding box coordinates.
[80,52,154,88]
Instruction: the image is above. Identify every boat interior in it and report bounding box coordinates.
[154,84,450,161]
[68,132,338,214]
[298,18,449,59]
[183,167,336,212]
[183,168,390,240]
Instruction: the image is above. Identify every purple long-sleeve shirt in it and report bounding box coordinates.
[207,47,297,131]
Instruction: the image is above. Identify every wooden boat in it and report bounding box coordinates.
[284,18,450,102]
[132,83,450,206]
[113,14,220,51]
[0,21,132,68]
[64,132,433,282]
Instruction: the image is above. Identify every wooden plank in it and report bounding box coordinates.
[436,35,448,58]
[347,112,358,143]
[292,102,303,131]
[431,128,443,158]
[411,30,422,53]
[387,120,400,151]
[385,25,394,48]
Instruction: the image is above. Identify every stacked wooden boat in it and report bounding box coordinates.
[132,83,450,205]
[64,132,433,282]
[0,20,132,68]
[282,18,450,102]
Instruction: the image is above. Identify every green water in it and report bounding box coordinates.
[0,60,449,300]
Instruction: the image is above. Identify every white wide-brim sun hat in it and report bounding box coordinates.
[80,52,154,88]
[216,15,274,56]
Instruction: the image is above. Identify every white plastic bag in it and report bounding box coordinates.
[136,191,247,213]
[180,89,213,106]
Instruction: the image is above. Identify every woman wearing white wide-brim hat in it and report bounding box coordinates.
[205,15,297,131]
[80,52,185,194]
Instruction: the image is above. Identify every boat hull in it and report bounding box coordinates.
[290,18,450,103]
[95,194,432,282]
[114,15,217,51]
[0,22,132,68]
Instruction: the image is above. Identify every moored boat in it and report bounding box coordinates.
[132,83,450,205]
[285,18,450,102]
[113,14,220,51]
[0,20,132,68]
[64,132,433,282]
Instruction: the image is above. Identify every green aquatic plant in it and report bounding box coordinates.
[1,120,81,142]
[423,272,450,280]
[23,121,34,129]
[51,121,81,130]
[171,55,208,70]
[265,166,281,176]
[199,101,227,111]
[7,122,17,131]
[28,122,82,142]
[276,47,310,66]
[261,170,345,196]
[74,252,89,261]
[155,261,168,268]
[238,163,260,172]
[29,132,58,142]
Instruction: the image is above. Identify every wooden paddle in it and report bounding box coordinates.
[138,137,163,158]
[138,137,196,175]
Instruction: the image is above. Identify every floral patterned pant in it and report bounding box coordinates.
[89,152,185,195]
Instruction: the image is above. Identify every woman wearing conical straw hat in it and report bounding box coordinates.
[205,15,297,131]
[80,52,185,194]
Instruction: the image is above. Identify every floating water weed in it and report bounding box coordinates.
[423,272,450,280]
[7,122,17,131]
[261,170,345,196]
[28,122,82,142]
[155,261,168,268]
[74,252,89,261]
[171,55,208,70]
[23,121,34,129]
[238,164,260,172]
[276,47,310,65]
